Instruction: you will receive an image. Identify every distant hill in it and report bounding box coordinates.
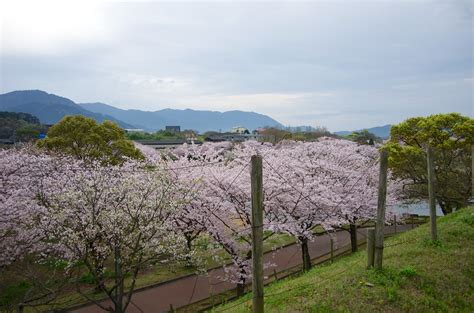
[80,102,284,133]
[0,90,134,128]
[335,124,391,139]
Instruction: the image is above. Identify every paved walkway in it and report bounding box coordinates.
[70,224,413,313]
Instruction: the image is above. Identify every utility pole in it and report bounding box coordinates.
[374,149,388,270]
[251,155,264,313]
[427,146,437,241]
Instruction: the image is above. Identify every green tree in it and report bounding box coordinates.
[346,129,378,145]
[0,112,40,125]
[38,116,143,165]
[385,113,473,214]
[0,111,46,142]
[15,124,45,142]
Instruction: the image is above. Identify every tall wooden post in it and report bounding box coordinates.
[366,228,375,268]
[427,146,438,241]
[251,155,264,313]
[374,149,388,270]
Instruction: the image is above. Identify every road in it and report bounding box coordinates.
[70,224,413,313]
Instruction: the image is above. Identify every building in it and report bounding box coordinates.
[230,126,249,134]
[134,139,202,150]
[165,126,181,133]
[124,129,146,133]
[204,132,261,142]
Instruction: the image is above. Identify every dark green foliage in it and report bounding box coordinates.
[78,269,122,285]
[0,281,31,310]
[345,129,380,145]
[0,111,47,142]
[385,113,473,214]
[126,130,188,141]
[38,115,144,165]
[0,111,40,124]
[258,126,333,143]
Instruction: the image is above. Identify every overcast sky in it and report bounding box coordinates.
[1,0,472,131]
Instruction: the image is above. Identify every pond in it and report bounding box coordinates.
[393,201,444,217]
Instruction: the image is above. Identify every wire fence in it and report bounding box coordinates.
[2,143,417,313]
[4,145,409,254]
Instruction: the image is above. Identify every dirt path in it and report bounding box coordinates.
[70,224,413,313]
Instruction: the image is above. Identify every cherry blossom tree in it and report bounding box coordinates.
[0,146,76,311]
[34,161,188,313]
[2,134,405,309]
[262,140,345,271]
[0,146,70,267]
[168,141,277,295]
[1,146,191,312]
[265,139,401,265]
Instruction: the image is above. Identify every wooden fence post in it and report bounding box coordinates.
[367,228,375,268]
[427,146,438,241]
[251,155,264,313]
[374,149,388,270]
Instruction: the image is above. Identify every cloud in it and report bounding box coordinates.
[1,0,472,131]
[1,0,111,56]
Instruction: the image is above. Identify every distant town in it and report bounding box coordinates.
[1,109,390,152]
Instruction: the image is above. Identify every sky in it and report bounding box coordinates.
[1,0,473,131]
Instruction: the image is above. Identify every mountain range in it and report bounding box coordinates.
[0,90,283,132]
[0,90,393,136]
[0,90,134,128]
[334,125,392,139]
[79,102,283,132]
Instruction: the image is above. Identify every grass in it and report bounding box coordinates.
[214,206,474,313]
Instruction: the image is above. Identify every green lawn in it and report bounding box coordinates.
[214,206,474,313]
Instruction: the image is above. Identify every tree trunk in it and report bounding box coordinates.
[349,223,358,252]
[94,263,106,293]
[236,281,245,297]
[184,235,193,267]
[300,238,312,272]
[437,200,452,215]
[236,258,248,297]
[114,244,123,313]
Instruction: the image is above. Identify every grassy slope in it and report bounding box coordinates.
[215,207,474,313]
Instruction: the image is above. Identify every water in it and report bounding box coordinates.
[393,201,444,217]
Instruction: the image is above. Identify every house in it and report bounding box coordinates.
[134,139,202,150]
[124,129,146,133]
[165,126,181,133]
[204,132,261,142]
[230,126,249,134]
